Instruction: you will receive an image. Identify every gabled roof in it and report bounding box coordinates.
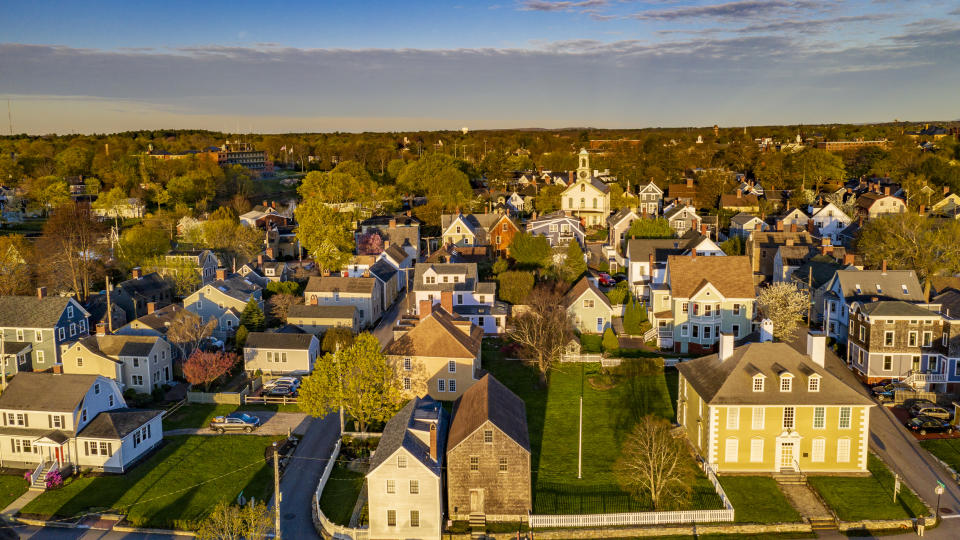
[204,276,262,302]
[664,205,697,221]
[121,304,196,335]
[935,290,960,319]
[750,231,815,246]
[829,269,924,303]
[637,181,664,195]
[791,254,849,289]
[448,374,530,453]
[80,335,160,359]
[730,212,763,227]
[856,191,903,210]
[382,244,409,264]
[855,301,939,318]
[369,259,398,283]
[0,373,100,412]
[368,397,447,476]
[383,308,482,359]
[412,263,482,293]
[305,276,376,295]
[79,409,162,439]
[720,193,760,208]
[667,255,754,299]
[0,296,84,328]
[287,304,356,320]
[117,272,170,298]
[564,277,612,310]
[244,332,316,350]
[677,342,874,406]
[607,208,639,227]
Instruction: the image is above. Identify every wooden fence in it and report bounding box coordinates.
[186,386,249,405]
[244,395,299,405]
[314,439,369,540]
[528,462,734,528]
[894,390,938,405]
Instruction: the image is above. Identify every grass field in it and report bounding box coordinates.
[0,475,28,510]
[21,435,282,529]
[718,476,801,523]
[318,464,365,525]
[484,353,720,514]
[920,438,960,471]
[163,403,301,430]
[807,454,928,521]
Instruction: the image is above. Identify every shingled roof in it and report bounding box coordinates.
[666,255,755,299]
[80,335,160,359]
[79,409,162,439]
[244,332,316,350]
[448,374,530,453]
[564,277,612,310]
[383,308,481,359]
[305,276,376,295]
[287,304,356,320]
[0,296,82,328]
[0,373,100,412]
[368,396,447,475]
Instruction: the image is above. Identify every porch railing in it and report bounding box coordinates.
[29,462,44,485]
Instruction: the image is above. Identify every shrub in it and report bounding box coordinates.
[602,327,619,354]
[606,281,630,305]
[492,257,509,275]
[497,270,535,305]
[623,297,648,335]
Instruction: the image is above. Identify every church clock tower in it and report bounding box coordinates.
[577,148,590,182]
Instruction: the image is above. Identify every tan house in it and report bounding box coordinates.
[447,374,531,522]
[855,191,906,218]
[383,302,482,400]
[285,304,359,336]
[677,334,874,473]
[366,396,448,540]
[243,332,319,376]
[62,334,173,392]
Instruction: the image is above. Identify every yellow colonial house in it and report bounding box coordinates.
[677,333,874,473]
[560,149,610,228]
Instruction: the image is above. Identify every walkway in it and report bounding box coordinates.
[778,482,832,522]
[1,489,42,517]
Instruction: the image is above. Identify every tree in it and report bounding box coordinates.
[508,283,574,383]
[856,213,960,282]
[491,257,509,275]
[92,187,130,221]
[145,256,201,297]
[321,327,355,353]
[0,235,33,295]
[55,146,93,177]
[560,241,587,283]
[197,501,271,540]
[164,307,217,359]
[265,280,301,297]
[357,232,384,255]
[240,299,265,332]
[294,199,354,273]
[628,217,675,239]
[534,185,564,214]
[22,175,70,215]
[397,153,471,206]
[480,152,509,191]
[623,296,648,336]
[118,225,170,269]
[37,203,107,301]
[614,415,695,510]
[497,271,535,304]
[269,293,302,323]
[183,350,238,391]
[788,148,845,192]
[757,283,810,342]
[606,281,629,305]
[509,231,551,269]
[602,327,619,355]
[234,325,249,349]
[720,235,745,256]
[299,333,404,434]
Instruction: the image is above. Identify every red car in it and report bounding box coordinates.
[598,273,615,287]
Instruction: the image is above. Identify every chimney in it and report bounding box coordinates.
[884,186,891,196]
[719,333,735,362]
[648,253,655,274]
[881,259,887,274]
[786,200,791,210]
[691,248,697,259]
[846,187,853,195]
[322,269,331,277]
[419,299,433,320]
[257,254,264,267]
[441,291,454,314]
[760,319,774,342]
[429,423,438,462]
[532,211,538,220]
[843,253,856,265]
[789,223,797,233]
[736,189,742,199]
[266,248,275,259]
[271,201,276,209]
[342,270,349,277]
[96,322,107,336]
[686,178,694,188]
[310,295,318,305]
[700,223,708,237]
[786,238,795,247]
[945,186,951,195]
[568,171,574,184]
[362,269,370,278]
[919,204,925,215]
[52,364,63,374]
[216,268,226,281]
[37,287,46,299]
[858,214,864,227]
[147,302,156,314]
[262,200,268,207]
[806,219,815,234]
[806,331,826,367]
[383,240,390,249]
[776,221,783,232]
[132,267,142,280]
[389,218,397,228]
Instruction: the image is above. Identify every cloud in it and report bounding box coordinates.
[736,14,891,34]
[519,0,607,12]
[631,0,817,21]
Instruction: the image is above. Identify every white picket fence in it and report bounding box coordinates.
[528,462,734,529]
[314,439,369,540]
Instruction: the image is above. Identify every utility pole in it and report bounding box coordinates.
[807,266,813,326]
[105,275,113,333]
[273,442,282,540]
[577,363,583,479]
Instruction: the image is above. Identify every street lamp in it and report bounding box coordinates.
[935,481,945,522]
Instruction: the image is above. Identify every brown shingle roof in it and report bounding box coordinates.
[720,193,760,208]
[383,309,481,359]
[667,255,755,298]
[447,374,530,453]
[305,276,375,294]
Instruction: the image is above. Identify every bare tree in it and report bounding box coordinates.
[757,282,810,342]
[614,415,695,510]
[269,293,302,323]
[165,307,218,359]
[37,203,107,301]
[196,500,272,540]
[508,283,573,384]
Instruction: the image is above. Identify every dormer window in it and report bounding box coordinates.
[808,375,821,392]
[876,284,882,294]
[752,375,765,392]
[780,375,793,392]
[854,284,861,294]
[902,285,909,295]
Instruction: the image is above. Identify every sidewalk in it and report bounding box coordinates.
[0,489,41,517]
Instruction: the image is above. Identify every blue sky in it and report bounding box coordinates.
[1,0,958,134]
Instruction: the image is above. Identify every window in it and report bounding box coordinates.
[132,375,143,386]
[100,441,111,455]
[752,407,765,430]
[909,331,918,347]
[470,456,479,471]
[134,431,141,447]
[813,407,825,429]
[883,356,892,371]
[727,407,739,430]
[108,395,114,407]
[583,299,595,308]
[403,377,411,391]
[839,407,852,429]
[923,331,932,347]
[94,383,100,394]
[438,379,445,392]
[752,376,764,392]
[16,329,23,341]
[449,379,456,393]
[884,331,894,346]
[724,438,739,462]
[780,376,792,392]
[70,323,76,336]
[858,326,865,341]
[12,413,25,426]
[35,330,42,342]
[409,480,419,494]
[837,438,850,463]
[448,361,456,373]
[812,438,826,463]
[387,510,397,527]
[703,326,711,340]
[703,304,712,317]
[733,303,742,316]
[484,430,493,444]
[57,327,65,340]
[680,325,688,337]
[410,510,420,528]
[67,306,74,318]
[35,350,43,364]
[499,457,508,472]
[51,415,63,429]
[931,356,940,371]
[783,407,795,430]
[133,358,140,368]
[397,455,407,468]
[808,375,820,392]
[403,358,411,371]
[732,324,740,337]
[750,439,764,462]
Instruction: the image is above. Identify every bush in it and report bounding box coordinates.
[602,327,619,354]
[606,281,629,305]
[492,257,509,275]
[623,297,648,335]
[497,271,535,305]
[151,387,165,402]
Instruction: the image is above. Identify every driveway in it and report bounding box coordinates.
[165,411,311,436]
[272,413,340,540]
[373,286,412,348]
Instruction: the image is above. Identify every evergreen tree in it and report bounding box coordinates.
[239,298,265,332]
[561,241,587,282]
[602,327,619,354]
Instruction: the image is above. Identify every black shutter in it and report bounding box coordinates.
[48,415,52,428]
[23,414,28,427]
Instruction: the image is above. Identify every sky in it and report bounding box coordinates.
[1,0,959,134]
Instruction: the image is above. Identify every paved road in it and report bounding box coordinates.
[272,413,339,540]
[372,286,412,348]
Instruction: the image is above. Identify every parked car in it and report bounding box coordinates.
[910,402,952,421]
[872,382,912,401]
[263,377,300,391]
[597,273,615,287]
[265,385,297,397]
[906,415,955,436]
[210,413,261,433]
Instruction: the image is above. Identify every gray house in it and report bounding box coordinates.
[663,206,701,237]
[111,268,174,321]
[0,289,91,374]
[822,268,925,344]
[183,270,264,339]
[525,212,584,248]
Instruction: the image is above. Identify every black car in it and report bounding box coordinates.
[906,415,955,435]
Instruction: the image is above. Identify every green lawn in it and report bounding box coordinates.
[163,403,301,430]
[21,435,282,529]
[484,354,720,514]
[580,334,603,353]
[920,438,960,472]
[719,476,801,523]
[0,475,28,510]
[318,464,364,525]
[807,454,928,521]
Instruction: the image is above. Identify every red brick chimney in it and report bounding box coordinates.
[440,291,453,314]
[776,221,783,232]
[691,248,697,259]
[262,200,268,207]
[215,268,226,281]
[844,253,856,265]
[568,171,574,184]
[310,295,318,305]
[52,364,63,374]
[807,219,815,234]
[884,186,891,196]
[700,223,708,237]
[96,322,107,336]
[266,248,275,259]
[147,302,156,314]
[429,423,438,462]
[419,299,433,320]
[271,201,277,209]
[945,186,951,195]
[257,254,264,267]
[919,204,925,214]
[389,218,397,228]
[686,178,694,188]
[132,267,142,280]
[383,240,390,249]
[37,287,46,299]
[881,259,887,274]
[736,189,742,199]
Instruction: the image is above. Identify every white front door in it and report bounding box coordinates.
[470,489,484,513]
[779,442,795,470]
